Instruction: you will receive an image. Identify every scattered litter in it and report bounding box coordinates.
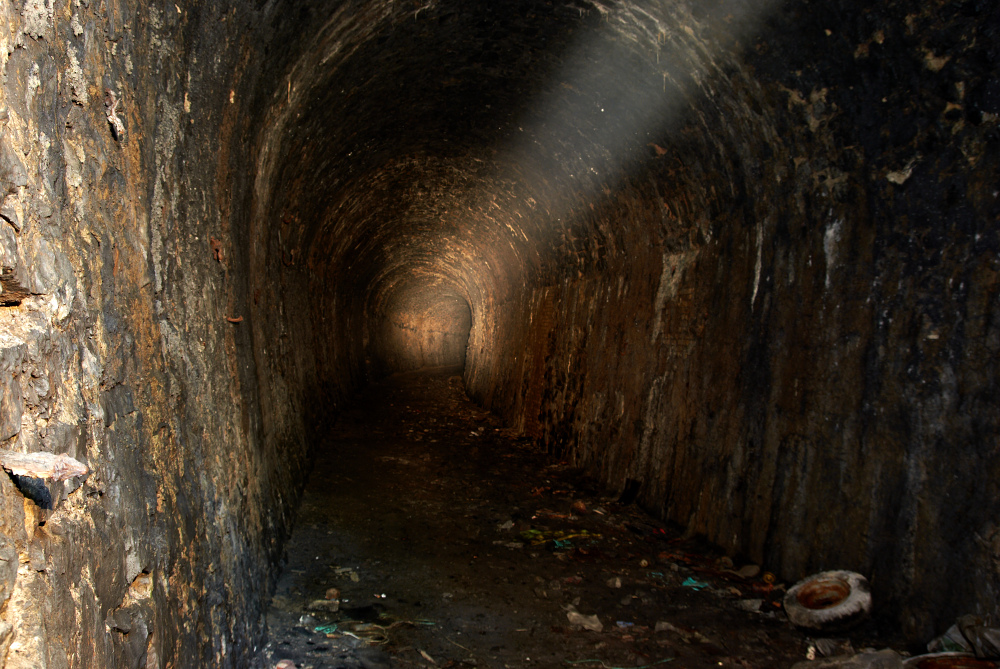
[928,624,974,654]
[520,529,602,546]
[654,621,712,645]
[298,614,318,626]
[533,509,573,520]
[318,617,434,646]
[566,606,604,632]
[419,649,437,664]
[275,661,296,669]
[265,371,898,668]
[957,615,1000,659]
[493,541,526,549]
[681,577,710,591]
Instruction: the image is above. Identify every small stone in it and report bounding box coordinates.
[813,638,855,658]
[737,564,761,578]
[325,587,340,600]
[736,598,764,612]
[306,599,340,613]
[790,649,903,669]
[606,576,622,589]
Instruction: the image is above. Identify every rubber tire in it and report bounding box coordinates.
[783,570,872,631]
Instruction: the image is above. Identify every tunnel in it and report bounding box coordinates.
[0,0,998,666]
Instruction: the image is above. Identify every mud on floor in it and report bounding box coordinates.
[261,367,898,669]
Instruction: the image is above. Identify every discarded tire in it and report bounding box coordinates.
[783,570,872,631]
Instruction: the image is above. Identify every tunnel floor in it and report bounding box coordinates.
[260,367,886,669]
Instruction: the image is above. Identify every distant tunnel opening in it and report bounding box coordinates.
[369,285,472,375]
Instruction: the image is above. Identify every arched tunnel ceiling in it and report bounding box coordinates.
[252,0,772,331]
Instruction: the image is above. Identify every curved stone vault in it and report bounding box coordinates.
[0,0,997,665]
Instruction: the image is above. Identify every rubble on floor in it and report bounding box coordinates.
[263,368,907,669]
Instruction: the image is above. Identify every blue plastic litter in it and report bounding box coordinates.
[681,577,710,591]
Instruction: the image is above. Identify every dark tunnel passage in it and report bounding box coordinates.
[0,0,998,666]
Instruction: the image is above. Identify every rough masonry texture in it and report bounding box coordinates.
[0,0,997,666]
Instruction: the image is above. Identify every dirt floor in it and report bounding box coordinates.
[261,367,898,669]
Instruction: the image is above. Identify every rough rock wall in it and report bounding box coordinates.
[467,0,1000,643]
[0,1,321,667]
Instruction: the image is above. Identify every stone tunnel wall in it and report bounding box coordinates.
[0,0,334,666]
[465,0,1000,644]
